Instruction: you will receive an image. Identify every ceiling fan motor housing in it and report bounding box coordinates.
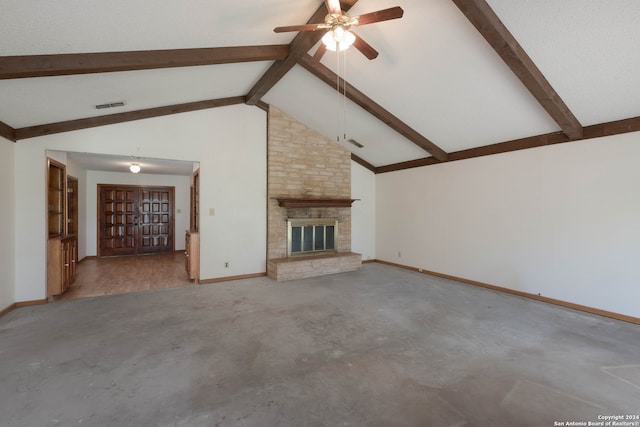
[325,12,356,30]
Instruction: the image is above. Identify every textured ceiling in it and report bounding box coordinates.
[2,0,639,170]
[487,0,640,126]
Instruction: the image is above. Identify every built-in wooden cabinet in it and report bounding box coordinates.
[47,235,77,299]
[185,231,200,281]
[47,157,78,299]
[48,159,66,237]
[186,169,200,281]
[67,176,78,236]
[190,169,200,232]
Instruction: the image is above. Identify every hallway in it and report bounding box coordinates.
[59,252,193,300]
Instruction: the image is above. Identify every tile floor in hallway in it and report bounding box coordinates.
[59,251,193,300]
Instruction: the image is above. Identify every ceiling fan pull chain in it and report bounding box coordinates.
[343,48,348,141]
[336,45,341,142]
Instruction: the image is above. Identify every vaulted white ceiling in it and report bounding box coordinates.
[2,0,639,171]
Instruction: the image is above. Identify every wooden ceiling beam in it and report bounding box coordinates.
[448,131,569,162]
[376,115,640,173]
[298,55,449,162]
[351,153,377,173]
[14,96,245,140]
[245,0,359,105]
[376,158,440,174]
[582,114,640,139]
[452,0,583,140]
[0,46,290,79]
[0,121,16,142]
[254,100,270,113]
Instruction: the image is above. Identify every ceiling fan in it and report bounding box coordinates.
[274,0,404,60]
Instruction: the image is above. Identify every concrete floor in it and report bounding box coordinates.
[1,264,639,426]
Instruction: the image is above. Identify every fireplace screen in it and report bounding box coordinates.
[287,218,338,256]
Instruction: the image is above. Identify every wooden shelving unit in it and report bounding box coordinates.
[186,169,200,281]
[46,157,77,299]
[48,158,66,237]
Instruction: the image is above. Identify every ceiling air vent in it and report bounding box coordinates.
[95,101,126,110]
[347,138,364,148]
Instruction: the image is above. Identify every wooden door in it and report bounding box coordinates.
[99,185,174,257]
[138,187,173,254]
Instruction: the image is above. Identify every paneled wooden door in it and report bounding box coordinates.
[99,185,175,257]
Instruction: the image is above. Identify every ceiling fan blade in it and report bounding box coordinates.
[274,23,328,33]
[353,6,404,26]
[325,0,342,15]
[311,43,328,62]
[352,32,379,60]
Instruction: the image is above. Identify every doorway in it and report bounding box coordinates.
[99,185,175,257]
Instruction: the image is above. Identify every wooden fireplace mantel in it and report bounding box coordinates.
[275,198,358,208]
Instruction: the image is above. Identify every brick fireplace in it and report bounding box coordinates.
[266,107,362,281]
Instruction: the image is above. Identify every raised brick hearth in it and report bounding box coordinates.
[267,252,362,281]
[267,107,362,281]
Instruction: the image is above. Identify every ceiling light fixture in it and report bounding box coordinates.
[129,163,141,174]
[274,3,404,146]
[322,25,356,51]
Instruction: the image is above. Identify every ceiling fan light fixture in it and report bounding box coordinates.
[129,163,141,174]
[322,27,355,51]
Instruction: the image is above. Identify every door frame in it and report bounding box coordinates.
[97,184,176,257]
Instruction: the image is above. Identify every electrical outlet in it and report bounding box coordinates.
[224,262,229,268]
[398,251,402,258]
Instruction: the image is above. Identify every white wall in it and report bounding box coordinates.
[351,162,376,261]
[376,132,640,319]
[0,138,15,310]
[14,105,267,302]
[85,171,190,255]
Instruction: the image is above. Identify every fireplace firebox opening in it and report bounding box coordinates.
[287,218,339,257]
